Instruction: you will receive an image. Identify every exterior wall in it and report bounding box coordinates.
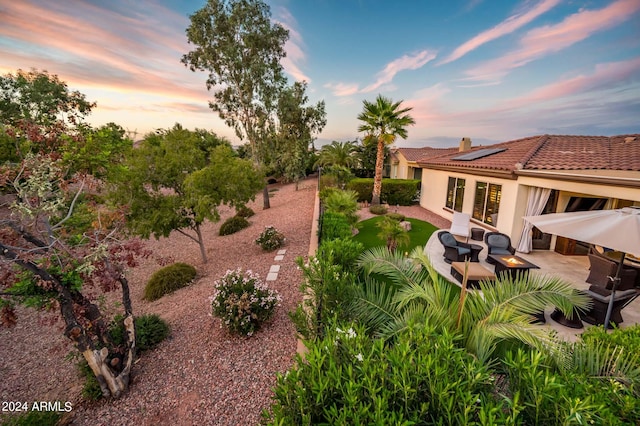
[420,169,519,235]
[396,154,410,179]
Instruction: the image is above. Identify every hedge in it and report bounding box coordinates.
[346,178,421,205]
[320,211,352,242]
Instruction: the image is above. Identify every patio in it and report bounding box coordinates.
[424,231,640,341]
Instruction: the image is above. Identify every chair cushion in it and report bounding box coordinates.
[491,248,512,255]
[441,233,457,247]
[487,234,509,249]
[456,247,471,255]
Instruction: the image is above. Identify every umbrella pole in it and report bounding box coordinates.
[603,253,626,330]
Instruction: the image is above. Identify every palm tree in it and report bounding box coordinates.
[376,216,410,252]
[357,95,415,205]
[315,140,358,168]
[352,247,591,364]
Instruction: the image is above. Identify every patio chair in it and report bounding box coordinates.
[586,253,637,291]
[484,232,515,264]
[437,231,473,264]
[581,285,640,326]
[450,212,471,241]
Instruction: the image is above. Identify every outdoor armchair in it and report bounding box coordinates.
[586,253,637,291]
[484,232,515,264]
[438,231,473,264]
[582,285,639,326]
[449,212,471,241]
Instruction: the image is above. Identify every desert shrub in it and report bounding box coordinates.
[110,314,171,353]
[235,205,255,218]
[320,212,351,242]
[255,225,286,251]
[318,186,339,202]
[385,212,406,222]
[0,411,62,426]
[347,178,421,205]
[265,323,505,424]
[503,348,640,425]
[210,268,281,336]
[323,189,359,227]
[219,215,250,236]
[318,174,337,190]
[143,262,197,301]
[290,238,364,340]
[368,205,388,215]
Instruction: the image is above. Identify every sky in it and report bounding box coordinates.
[1,0,639,148]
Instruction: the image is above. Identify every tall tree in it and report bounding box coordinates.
[110,124,262,263]
[315,140,358,168]
[272,81,326,189]
[357,95,415,205]
[182,0,289,209]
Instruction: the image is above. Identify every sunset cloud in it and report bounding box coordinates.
[465,0,640,82]
[361,50,436,93]
[440,0,560,65]
[274,6,311,82]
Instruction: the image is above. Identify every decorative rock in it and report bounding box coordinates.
[399,221,412,231]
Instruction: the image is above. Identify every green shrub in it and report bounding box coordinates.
[265,323,506,424]
[0,411,62,426]
[143,262,197,301]
[255,226,286,251]
[78,359,103,401]
[320,212,352,242]
[385,212,406,222]
[318,186,339,202]
[323,189,359,227]
[580,324,640,359]
[219,215,250,236]
[210,268,281,336]
[322,165,353,188]
[235,205,255,218]
[368,205,388,215]
[347,178,421,205]
[110,314,171,353]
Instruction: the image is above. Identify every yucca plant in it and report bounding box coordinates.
[353,247,591,364]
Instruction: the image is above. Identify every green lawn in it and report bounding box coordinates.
[353,216,438,253]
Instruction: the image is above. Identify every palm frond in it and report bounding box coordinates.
[350,275,401,336]
[569,340,640,390]
[357,246,429,289]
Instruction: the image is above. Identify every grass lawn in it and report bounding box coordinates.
[353,216,438,253]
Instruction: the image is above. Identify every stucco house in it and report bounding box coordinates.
[416,135,640,254]
[390,147,457,180]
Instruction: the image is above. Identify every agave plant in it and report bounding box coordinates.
[353,246,591,364]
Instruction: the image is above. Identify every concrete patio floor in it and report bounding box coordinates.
[424,231,640,342]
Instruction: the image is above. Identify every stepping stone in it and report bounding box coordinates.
[274,255,284,261]
[269,265,280,273]
[277,249,287,255]
[266,272,278,281]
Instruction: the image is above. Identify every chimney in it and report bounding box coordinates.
[459,137,472,152]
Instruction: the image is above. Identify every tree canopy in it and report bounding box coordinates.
[357,95,415,205]
[110,124,262,263]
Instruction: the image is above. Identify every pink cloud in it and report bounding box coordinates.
[274,6,311,82]
[324,82,360,97]
[466,0,640,82]
[440,0,560,65]
[361,50,436,93]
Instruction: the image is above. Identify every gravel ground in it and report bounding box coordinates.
[0,181,449,425]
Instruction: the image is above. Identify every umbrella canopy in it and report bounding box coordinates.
[523,207,640,258]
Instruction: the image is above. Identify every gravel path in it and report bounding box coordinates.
[0,181,448,425]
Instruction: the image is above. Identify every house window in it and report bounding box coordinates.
[473,182,502,225]
[446,177,465,212]
[413,168,422,180]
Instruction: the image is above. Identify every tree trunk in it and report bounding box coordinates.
[195,223,208,263]
[371,137,386,205]
[263,184,271,209]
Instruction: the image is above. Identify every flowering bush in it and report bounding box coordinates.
[210,268,281,336]
[255,225,285,251]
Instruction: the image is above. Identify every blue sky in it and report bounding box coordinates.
[1,0,639,147]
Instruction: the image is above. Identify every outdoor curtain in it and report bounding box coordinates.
[516,187,551,253]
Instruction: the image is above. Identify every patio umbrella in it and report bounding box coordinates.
[523,207,640,329]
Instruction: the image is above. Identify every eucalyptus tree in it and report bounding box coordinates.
[182,0,289,209]
[357,95,415,205]
[110,124,262,263]
[315,140,358,168]
[271,81,326,189]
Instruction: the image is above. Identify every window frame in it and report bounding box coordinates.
[472,181,502,225]
[445,177,465,212]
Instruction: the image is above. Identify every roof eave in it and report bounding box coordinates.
[421,164,517,180]
[515,169,640,188]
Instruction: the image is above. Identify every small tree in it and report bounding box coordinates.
[111,125,262,263]
[376,216,410,252]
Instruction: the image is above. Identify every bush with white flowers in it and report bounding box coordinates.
[210,268,281,336]
[255,225,286,251]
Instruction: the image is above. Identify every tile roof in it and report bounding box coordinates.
[417,134,640,172]
[397,147,457,162]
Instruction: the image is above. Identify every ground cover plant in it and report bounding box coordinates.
[352,216,437,252]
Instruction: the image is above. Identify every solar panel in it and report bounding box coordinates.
[451,148,507,161]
